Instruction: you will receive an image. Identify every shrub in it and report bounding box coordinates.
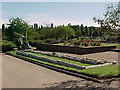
[81,42,88,47]
[92,42,97,46]
[28,40,36,47]
[36,40,45,44]
[2,40,16,52]
[28,40,46,47]
[74,41,80,46]
[95,42,101,46]
[45,39,57,44]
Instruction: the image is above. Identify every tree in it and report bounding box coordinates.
[80,24,85,36]
[2,24,5,33]
[55,26,75,40]
[34,23,38,31]
[84,26,88,36]
[51,23,53,28]
[71,25,80,38]
[93,4,120,29]
[40,26,75,40]
[5,18,29,42]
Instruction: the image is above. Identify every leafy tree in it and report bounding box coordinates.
[55,26,75,40]
[34,23,38,31]
[27,27,40,40]
[93,4,119,29]
[40,27,52,39]
[2,24,5,33]
[84,26,88,36]
[5,18,29,42]
[71,25,80,38]
[80,24,85,36]
[51,23,53,28]
[88,27,92,37]
[40,26,75,40]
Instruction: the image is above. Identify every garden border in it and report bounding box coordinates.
[5,52,119,83]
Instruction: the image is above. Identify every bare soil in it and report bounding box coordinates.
[46,78,120,89]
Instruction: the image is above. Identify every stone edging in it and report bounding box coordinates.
[16,51,85,70]
[26,50,116,69]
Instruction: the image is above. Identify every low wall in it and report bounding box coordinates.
[36,44,116,55]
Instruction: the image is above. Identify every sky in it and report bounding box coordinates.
[1,2,119,27]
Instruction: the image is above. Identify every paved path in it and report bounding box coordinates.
[2,54,79,88]
[0,54,2,89]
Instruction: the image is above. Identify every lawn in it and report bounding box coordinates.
[101,43,120,48]
[53,43,120,48]
[6,51,120,77]
[25,52,92,66]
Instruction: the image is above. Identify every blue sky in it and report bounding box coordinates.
[2,2,118,27]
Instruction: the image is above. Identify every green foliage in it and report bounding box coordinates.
[93,4,119,35]
[45,38,57,44]
[5,18,29,41]
[2,40,16,52]
[27,27,40,40]
[40,26,75,40]
[81,42,88,47]
[28,40,45,47]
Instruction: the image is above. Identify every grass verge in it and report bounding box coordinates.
[6,51,120,77]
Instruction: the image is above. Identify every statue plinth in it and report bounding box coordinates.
[22,42,31,50]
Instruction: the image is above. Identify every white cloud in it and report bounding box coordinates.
[1,12,100,28]
[24,13,100,27]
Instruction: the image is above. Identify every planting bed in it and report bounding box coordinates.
[6,51,119,79]
[36,43,116,55]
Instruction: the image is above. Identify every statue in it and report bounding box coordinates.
[21,30,31,50]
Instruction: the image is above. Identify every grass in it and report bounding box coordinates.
[101,43,120,48]
[54,43,64,45]
[53,43,120,48]
[25,52,92,66]
[6,51,120,77]
[81,65,119,76]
